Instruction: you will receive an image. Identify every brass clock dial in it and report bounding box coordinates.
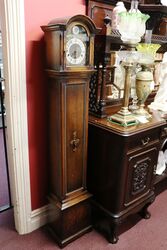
[65,24,89,66]
[66,37,86,65]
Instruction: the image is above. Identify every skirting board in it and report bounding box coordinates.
[28,205,49,233]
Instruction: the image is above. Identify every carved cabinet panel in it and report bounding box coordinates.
[125,147,158,206]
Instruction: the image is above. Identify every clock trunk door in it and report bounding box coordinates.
[63,80,88,194]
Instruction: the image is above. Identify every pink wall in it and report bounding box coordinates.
[24,0,86,210]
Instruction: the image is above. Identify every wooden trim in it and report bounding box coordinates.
[0,0,32,234]
[29,205,49,232]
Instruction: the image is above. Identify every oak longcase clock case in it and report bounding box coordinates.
[41,15,97,248]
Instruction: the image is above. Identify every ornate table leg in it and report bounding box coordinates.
[139,203,151,219]
[139,195,155,219]
[108,223,119,244]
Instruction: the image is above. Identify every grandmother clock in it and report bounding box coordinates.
[41,15,97,247]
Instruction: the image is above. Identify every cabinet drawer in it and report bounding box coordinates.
[127,128,160,152]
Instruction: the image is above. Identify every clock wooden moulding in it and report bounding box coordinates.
[41,14,98,71]
[41,15,98,248]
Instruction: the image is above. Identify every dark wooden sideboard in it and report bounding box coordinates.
[87,112,167,243]
[85,0,167,245]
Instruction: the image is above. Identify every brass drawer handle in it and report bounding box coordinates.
[141,137,150,146]
[70,131,80,152]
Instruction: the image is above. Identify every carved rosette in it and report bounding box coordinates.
[132,160,150,194]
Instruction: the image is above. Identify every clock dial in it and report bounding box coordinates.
[66,37,86,65]
[65,24,90,66]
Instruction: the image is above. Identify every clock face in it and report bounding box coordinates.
[66,37,86,65]
[66,25,89,66]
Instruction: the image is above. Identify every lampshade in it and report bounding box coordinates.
[117,50,140,64]
[136,43,161,64]
[118,12,150,44]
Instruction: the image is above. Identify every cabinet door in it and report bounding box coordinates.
[124,147,158,207]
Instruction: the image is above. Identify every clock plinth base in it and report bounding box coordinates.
[47,192,92,248]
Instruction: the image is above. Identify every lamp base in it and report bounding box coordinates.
[108,108,138,127]
[133,105,152,119]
